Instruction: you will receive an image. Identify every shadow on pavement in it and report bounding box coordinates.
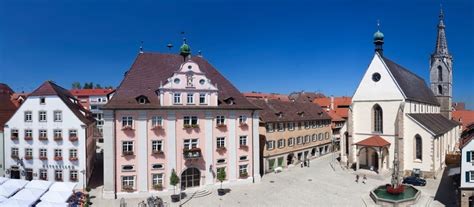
[89,152,104,189]
[434,167,457,207]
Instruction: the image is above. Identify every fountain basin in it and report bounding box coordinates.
[370,184,420,206]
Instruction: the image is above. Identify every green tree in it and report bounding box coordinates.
[95,84,102,89]
[71,82,82,89]
[170,169,179,195]
[217,168,226,189]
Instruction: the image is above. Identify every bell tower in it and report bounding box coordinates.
[430,7,453,119]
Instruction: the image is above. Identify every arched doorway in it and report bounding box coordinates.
[181,168,200,189]
[287,153,294,165]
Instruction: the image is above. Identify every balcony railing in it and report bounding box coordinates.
[183,148,202,159]
[121,125,134,131]
[183,124,199,129]
[239,145,249,150]
[216,123,227,128]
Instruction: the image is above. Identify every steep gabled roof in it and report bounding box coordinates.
[407,113,458,136]
[70,89,114,97]
[104,53,258,110]
[30,81,95,125]
[247,99,331,122]
[355,135,390,147]
[0,83,18,130]
[381,56,439,105]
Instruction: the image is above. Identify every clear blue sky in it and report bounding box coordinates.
[1,0,473,109]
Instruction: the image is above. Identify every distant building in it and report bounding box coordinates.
[242,92,290,102]
[4,81,96,190]
[0,83,20,176]
[453,110,474,132]
[313,96,351,150]
[460,123,474,207]
[248,98,332,174]
[288,91,325,103]
[453,102,466,111]
[101,41,261,198]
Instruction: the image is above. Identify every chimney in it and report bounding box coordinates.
[330,96,334,110]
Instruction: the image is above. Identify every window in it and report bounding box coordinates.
[122,176,135,188]
[173,93,181,104]
[438,66,443,81]
[199,93,206,104]
[40,149,47,158]
[70,170,78,181]
[318,133,323,141]
[470,171,474,182]
[122,116,133,128]
[438,85,443,95]
[122,141,134,154]
[217,159,226,164]
[69,129,77,138]
[266,123,274,133]
[277,139,285,148]
[187,93,194,104]
[25,129,32,138]
[70,149,78,159]
[239,165,248,175]
[296,136,303,145]
[152,174,163,185]
[288,122,295,131]
[25,148,33,158]
[266,140,275,150]
[373,104,383,133]
[39,129,47,139]
[312,134,317,142]
[55,170,63,181]
[11,148,19,158]
[54,111,62,122]
[217,137,226,149]
[11,129,19,139]
[288,137,295,146]
[40,97,45,104]
[54,149,62,158]
[152,140,163,152]
[91,105,98,110]
[39,111,47,122]
[54,129,62,139]
[239,115,247,125]
[151,164,163,170]
[277,123,285,131]
[183,116,198,126]
[122,165,134,172]
[184,139,198,150]
[415,135,422,160]
[325,132,330,140]
[216,116,225,126]
[304,121,310,129]
[152,116,163,127]
[138,97,147,104]
[240,156,248,161]
[39,169,48,180]
[24,111,32,122]
[312,121,317,128]
[239,136,247,146]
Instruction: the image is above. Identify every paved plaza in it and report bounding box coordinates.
[90,153,456,207]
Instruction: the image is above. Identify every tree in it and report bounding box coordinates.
[217,168,226,189]
[71,82,82,89]
[95,84,102,89]
[170,169,179,195]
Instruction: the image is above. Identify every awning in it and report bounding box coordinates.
[25,180,53,191]
[11,188,47,202]
[0,178,8,185]
[355,135,390,147]
[0,186,21,198]
[0,198,35,207]
[448,167,461,176]
[2,179,28,189]
[36,201,69,207]
[48,182,77,192]
[40,191,72,203]
[0,196,6,203]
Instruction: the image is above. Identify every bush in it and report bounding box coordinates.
[170,169,179,195]
[217,168,226,189]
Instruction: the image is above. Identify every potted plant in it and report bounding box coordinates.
[153,183,163,191]
[217,168,226,196]
[239,171,248,178]
[170,169,180,202]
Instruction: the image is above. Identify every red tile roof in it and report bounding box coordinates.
[70,89,114,96]
[313,97,351,119]
[355,135,390,147]
[247,99,331,122]
[453,110,474,131]
[326,110,344,122]
[0,83,19,131]
[243,92,290,102]
[460,123,474,149]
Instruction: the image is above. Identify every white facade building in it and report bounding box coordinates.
[460,125,474,206]
[3,81,96,190]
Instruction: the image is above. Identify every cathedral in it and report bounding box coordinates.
[340,8,460,178]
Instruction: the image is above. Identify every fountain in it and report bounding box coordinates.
[369,136,420,206]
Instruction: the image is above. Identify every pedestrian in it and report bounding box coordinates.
[356,174,359,183]
[301,162,303,168]
[308,160,310,167]
[363,175,367,184]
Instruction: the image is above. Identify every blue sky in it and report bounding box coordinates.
[1,0,473,109]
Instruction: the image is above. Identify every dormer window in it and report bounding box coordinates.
[40,97,46,104]
[297,111,304,117]
[224,97,235,105]
[276,112,283,118]
[173,93,181,104]
[136,95,149,104]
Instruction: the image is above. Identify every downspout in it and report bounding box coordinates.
[251,110,255,183]
[113,109,117,197]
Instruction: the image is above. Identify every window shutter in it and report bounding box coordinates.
[467,171,470,183]
[468,151,472,162]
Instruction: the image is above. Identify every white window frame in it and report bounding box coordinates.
[69,129,78,138]
[53,110,62,122]
[152,173,164,185]
[199,93,206,104]
[25,129,33,138]
[239,115,247,124]
[184,116,198,126]
[122,176,135,188]
[266,140,275,150]
[54,149,62,157]
[187,93,194,104]
[70,170,78,181]
[54,129,62,138]
[122,116,133,128]
[277,123,285,131]
[239,136,247,146]
[39,169,48,180]
[39,148,47,157]
[152,116,163,127]
[152,140,163,152]
[69,149,78,158]
[25,148,33,157]
[288,138,295,146]
[11,148,19,157]
[173,93,181,104]
[239,165,248,174]
[277,139,285,148]
[55,170,63,181]
[217,137,226,148]
[24,111,32,122]
[288,122,295,131]
[122,141,134,153]
[39,111,47,122]
[184,139,198,150]
[266,123,274,133]
[216,116,225,125]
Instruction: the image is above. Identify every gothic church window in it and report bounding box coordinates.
[437,66,443,82]
[373,104,383,133]
[438,85,443,95]
[415,135,422,160]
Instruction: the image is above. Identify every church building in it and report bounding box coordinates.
[341,9,460,178]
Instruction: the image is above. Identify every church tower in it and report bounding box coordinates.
[430,7,453,119]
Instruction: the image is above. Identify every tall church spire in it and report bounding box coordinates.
[432,6,450,57]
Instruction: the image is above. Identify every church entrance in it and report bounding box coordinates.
[181,168,200,190]
[354,135,391,174]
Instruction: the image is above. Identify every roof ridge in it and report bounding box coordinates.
[382,56,425,82]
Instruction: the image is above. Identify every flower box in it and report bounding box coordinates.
[184,124,199,129]
[123,186,134,192]
[11,155,19,159]
[217,124,227,128]
[216,147,227,152]
[24,155,33,160]
[40,176,47,180]
[69,136,78,142]
[39,156,48,160]
[123,151,134,156]
[152,150,164,155]
[70,178,78,182]
[69,157,78,161]
[239,172,248,178]
[191,124,199,128]
[239,122,248,126]
[39,137,48,141]
[24,136,33,141]
[152,125,163,130]
[239,145,249,150]
[54,136,63,141]
[55,178,63,182]
[122,125,134,131]
[153,184,163,191]
[11,136,18,140]
[183,148,202,159]
[54,156,63,161]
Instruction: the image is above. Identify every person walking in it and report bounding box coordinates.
[355,174,359,183]
[363,175,367,184]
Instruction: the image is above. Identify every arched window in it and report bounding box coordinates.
[438,85,443,95]
[373,104,383,133]
[415,135,422,160]
[437,66,443,81]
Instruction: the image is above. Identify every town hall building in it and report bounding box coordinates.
[341,9,460,178]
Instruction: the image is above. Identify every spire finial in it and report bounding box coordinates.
[377,19,380,30]
[179,31,191,60]
[139,40,144,54]
[373,20,384,55]
[439,3,444,20]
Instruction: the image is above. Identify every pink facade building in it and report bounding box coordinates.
[102,43,260,198]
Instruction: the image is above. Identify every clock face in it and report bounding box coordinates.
[372,72,381,82]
